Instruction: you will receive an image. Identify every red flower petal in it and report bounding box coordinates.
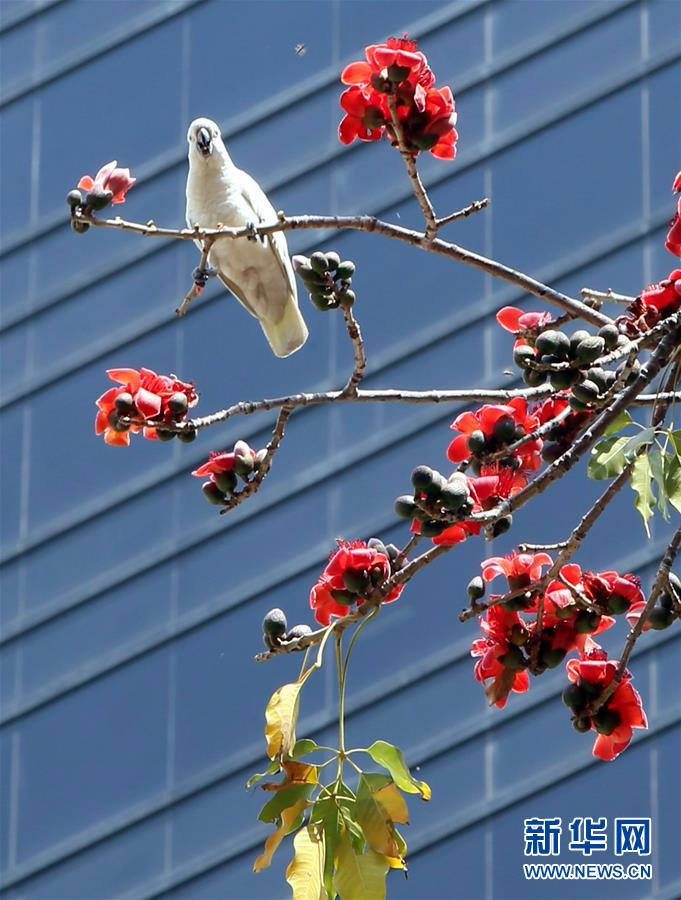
[340,61,372,85]
[134,387,162,418]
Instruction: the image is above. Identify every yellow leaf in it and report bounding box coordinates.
[285,825,325,900]
[333,830,389,900]
[264,682,302,759]
[253,798,308,872]
[374,784,409,825]
[355,776,401,859]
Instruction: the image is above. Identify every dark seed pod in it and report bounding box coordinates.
[586,367,608,393]
[107,410,129,433]
[343,568,371,594]
[523,367,546,387]
[387,63,411,83]
[168,392,189,418]
[263,607,287,638]
[540,354,561,366]
[440,482,469,512]
[554,603,576,620]
[330,588,356,605]
[394,495,417,519]
[550,369,581,391]
[572,380,600,404]
[71,219,90,234]
[335,261,356,280]
[411,466,434,492]
[659,593,674,611]
[234,454,254,480]
[499,645,527,670]
[513,345,536,369]
[214,470,237,494]
[467,430,486,456]
[286,624,312,643]
[562,683,588,710]
[66,189,83,208]
[296,262,318,283]
[574,609,601,633]
[421,519,445,537]
[177,427,197,443]
[508,623,528,646]
[491,514,513,537]
[325,252,341,271]
[541,442,564,464]
[536,330,570,359]
[467,576,485,600]
[309,290,332,311]
[606,593,631,615]
[569,330,591,355]
[114,392,135,416]
[86,189,113,211]
[572,716,592,733]
[155,428,175,442]
[367,537,387,555]
[539,646,567,669]
[384,544,400,563]
[339,289,355,309]
[598,323,620,350]
[647,607,674,630]
[493,414,517,446]
[575,335,605,364]
[569,395,589,412]
[594,707,621,735]
[202,481,226,505]
[309,251,330,273]
[422,471,446,500]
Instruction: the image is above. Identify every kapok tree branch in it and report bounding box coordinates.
[386,96,438,239]
[177,236,216,316]
[341,306,366,396]
[76,209,612,328]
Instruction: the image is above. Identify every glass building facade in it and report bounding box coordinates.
[0,1,679,897]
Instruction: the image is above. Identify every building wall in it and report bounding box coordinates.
[0,1,679,898]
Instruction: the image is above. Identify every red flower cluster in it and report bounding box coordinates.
[617,269,681,336]
[447,398,541,472]
[338,36,458,159]
[192,440,258,506]
[533,393,592,450]
[95,367,197,446]
[666,170,681,257]
[429,465,525,546]
[565,647,647,760]
[469,553,647,716]
[496,306,553,335]
[309,540,403,625]
[78,160,136,205]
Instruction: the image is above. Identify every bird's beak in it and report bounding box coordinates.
[197,127,212,157]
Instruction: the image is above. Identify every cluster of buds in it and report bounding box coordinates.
[447,398,541,474]
[562,646,647,760]
[394,465,473,538]
[67,160,136,232]
[533,393,593,463]
[261,607,312,651]
[309,538,405,625]
[192,441,264,506]
[292,252,356,311]
[626,572,681,632]
[338,36,457,159]
[95,367,198,446]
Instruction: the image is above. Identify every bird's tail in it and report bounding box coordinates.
[261,299,309,358]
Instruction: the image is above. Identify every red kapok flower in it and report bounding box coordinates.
[582,570,644,611]
[482,550,553,589]
[666,172,681,257]
[496,306,553,334]
[95,367,197,446]
[309,539,402,626]
[191,441,256,477]
[625,601,652,632]
[533,393,592,448]
[566,650,647,760]
[471,605,529,708]
[341,36,434,90]
[78,160,136,204]
[639,269,681,314]
[447,397,541,471]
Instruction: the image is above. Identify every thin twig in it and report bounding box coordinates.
[341,306,366,396]
[580,287,636,305]
[386,96,438,239]
[176,237,216,316]
[435,198,490,228]
[219,406,292,514]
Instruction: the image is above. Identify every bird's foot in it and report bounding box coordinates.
[245,220,260,243]
[192,265,218,288]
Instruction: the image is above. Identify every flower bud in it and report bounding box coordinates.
[575,335,605,364]
[586,367,608,392]
[562,683,588,710]
[598,323,620,350]
[440,482,468,512]
[538,645,567,669]
[366,537,387,555]
[647,607,674,630]
[66,189,83,208]
[202,481,226,505]
[107,410,129,433]
[331,588,357,605]
[421,519,445,537]
[572,716,592,733]
[523,368,546,387]
[309,290,333,311]
[499,645,526,670]
[309,251,330,274]
[234,455,254,480]
[411,465,434,492]
[286,624,312,643]
[335,261,356,281]
[569,330,591,354]
[86,189,113,211]
[262,608,287,639]
[550,369,581,390]
[343,568,371,594]
[325,252,341,270]
[536,330,570,359]
[569,395,590,412]
[513,345,535,369]
[574,610,601,633]
[508,623,529,646]
[491,515,512,537]
[114,392,135,416]
[466,576,485,600]
[214,470,237,494]
[594,707,621,735]
[394,495,417,519]
[71,219,90,234]
[571,380,600,404]
[606,593,631,615]
[467,430,486,455]
[167,392,189,418]
[338,289,355,309]
[155,428,175,442]
[492,414,517,446]
[177,427,197,443]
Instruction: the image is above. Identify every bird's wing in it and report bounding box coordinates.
[216,272,259,319]
[237,169,296,296]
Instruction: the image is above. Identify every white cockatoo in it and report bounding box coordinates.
[185,117,308,357]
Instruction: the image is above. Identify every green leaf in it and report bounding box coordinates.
[291,739,321,759]
[259,783,314,824]
[649,447,670,519]
[285,825,325,900]
[630,455,655,536]
[588,436,630,479]
[333,829,389,900]
[622,427,655,461]
[253,798,309,872]
[604,410,636,435]
[310,797,340,898]
[366,741,431,800]
[246,759,280,789]
[664,452,681,514]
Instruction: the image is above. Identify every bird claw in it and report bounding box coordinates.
[245,221,260,243]
[192,265,217,288]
